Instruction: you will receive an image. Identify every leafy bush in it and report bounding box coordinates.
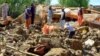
[59,0,90,8]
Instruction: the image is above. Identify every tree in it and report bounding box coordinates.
[0,0,34,18]
[0,0,47,18]
[59,0,90,8]
[45,0,51,5]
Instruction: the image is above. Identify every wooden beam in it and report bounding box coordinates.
[87,9,100,14]
[6,45,39,56]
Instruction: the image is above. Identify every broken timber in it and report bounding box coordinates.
[5,45,39,56]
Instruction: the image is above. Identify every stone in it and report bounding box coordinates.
[82,35,87,39]
[94,53,100,56]
[50,37,62,47]
[16,27,25,35]
[84,39,95,46]
[44,48,70,56]
[75,50,82,56]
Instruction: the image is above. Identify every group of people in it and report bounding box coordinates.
[24,4,84,38]
[0,2,84,38]
[24,4,54,30]
[60,7,84,38]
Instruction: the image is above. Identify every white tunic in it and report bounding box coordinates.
[1,3,9,19]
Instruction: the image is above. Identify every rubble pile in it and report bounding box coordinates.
[0,22,100,56]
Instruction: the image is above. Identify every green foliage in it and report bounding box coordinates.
[45,0,51,5]
[0,0,47,18]
[59,0,90,8]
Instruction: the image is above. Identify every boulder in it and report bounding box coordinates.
[44,48,70,56]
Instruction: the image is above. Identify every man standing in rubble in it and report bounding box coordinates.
[60,8,71,28]
[60,9,66,28]
[47,6,53,24]
[0,2,9,21]
[25,6,31,31]
[78,7,84,26]
[30,3,36,25]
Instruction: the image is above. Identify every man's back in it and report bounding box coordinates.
[65,22,75,31]
[2,3,9,12]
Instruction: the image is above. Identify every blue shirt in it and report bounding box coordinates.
[25,8,31,19]
[66,23,75,31]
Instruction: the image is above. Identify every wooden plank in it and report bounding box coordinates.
[6,45,39,56]
[86,9,100,14]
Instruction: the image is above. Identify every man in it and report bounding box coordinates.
[30,3,36,25]
[25,6,31,30]
[78,7,84,26]
[60,9,66,28]
[64,22,75,38]
[0,2,9,20]
[47,6,53,24]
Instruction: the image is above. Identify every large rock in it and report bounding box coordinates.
[44,48,70,56]
[94,53,100,56]
[50,37,62,48]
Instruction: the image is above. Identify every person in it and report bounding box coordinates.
[30,3,36,25]
[25,6,31,30]
[65,22,75,38]
[42,23,56,35]
[47,6,53,24]
[0,2,9,21]
[77,7,84,26]
[60,9,66,28]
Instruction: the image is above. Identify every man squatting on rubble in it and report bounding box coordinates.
[60,8,76,38]
[64,22,75,38]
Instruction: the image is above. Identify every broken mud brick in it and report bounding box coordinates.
[70,39,83,50]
